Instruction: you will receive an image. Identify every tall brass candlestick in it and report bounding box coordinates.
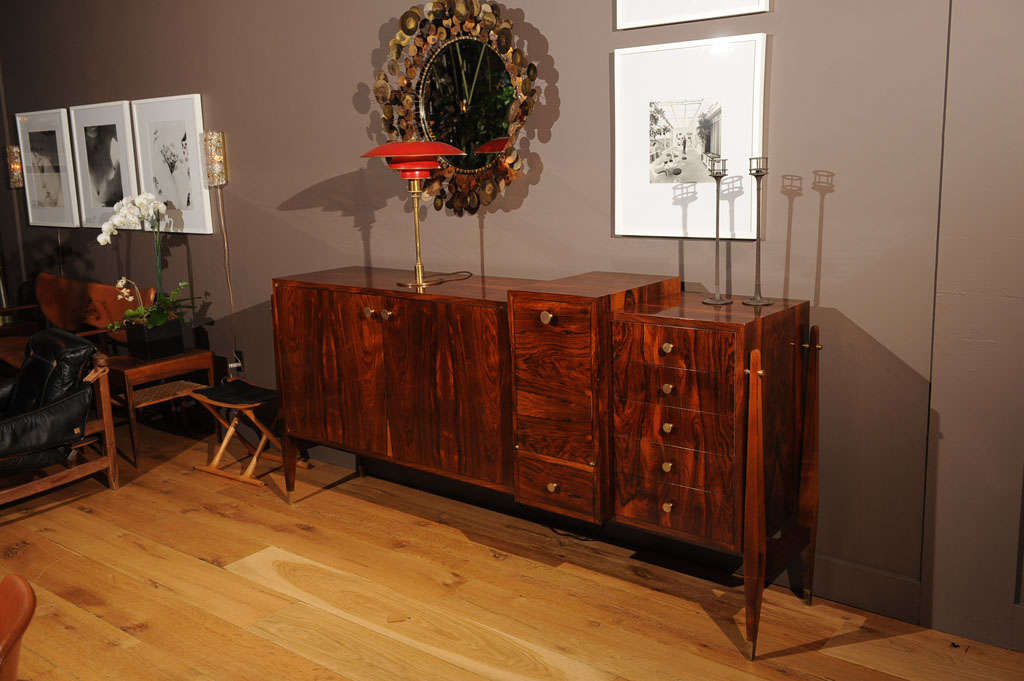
[703,157,732,306]
[744,156,772,307]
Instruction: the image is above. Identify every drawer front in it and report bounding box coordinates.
[515,453,597,520]
[614,476,708,539]
[614,401,735,457]
[511,295,597,463]
[630,324,735,375]
[616,362,734,415]
[614,437,734,494]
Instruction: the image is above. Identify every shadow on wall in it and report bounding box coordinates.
[276,164,395,270]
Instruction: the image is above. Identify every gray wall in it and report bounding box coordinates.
[0,0,1019,650]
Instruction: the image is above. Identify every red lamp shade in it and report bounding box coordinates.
[362,140,465,180]
[472,137,510,155]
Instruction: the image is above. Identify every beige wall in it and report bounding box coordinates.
[0,0,1018,649]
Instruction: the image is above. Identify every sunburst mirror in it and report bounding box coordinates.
[374,0,537,216]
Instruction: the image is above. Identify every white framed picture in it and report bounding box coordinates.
[15,109,80,227]
[69,101,139,228]
[614,34,765,239]
[616,0,769,29]
[131,94,214,234]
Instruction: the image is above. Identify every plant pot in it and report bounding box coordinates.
[126,318,185,360]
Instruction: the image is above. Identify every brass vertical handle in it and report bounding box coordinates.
[661,342,675,355]
[363,307,376,319]
[546,482,559,493]
[380,309,394,321]
[661,383,674,395]
[661,461,673,472]
[661,502,674,513]
[661,422,674,434]
[539,310,554,325]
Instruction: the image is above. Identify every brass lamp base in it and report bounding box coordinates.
[742,296,774,307]
[397,278,444,288]
[702,295,733,306]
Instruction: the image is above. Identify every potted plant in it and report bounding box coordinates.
[97,193,191,360]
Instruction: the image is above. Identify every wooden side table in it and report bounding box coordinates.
[108,350,215,461]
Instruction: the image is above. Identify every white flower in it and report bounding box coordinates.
[96,232,112,245]
[111,214,126,228]
[112,200,124,213]
[156,202,167,214]
[100,221,114,234]
[116,276,127,288]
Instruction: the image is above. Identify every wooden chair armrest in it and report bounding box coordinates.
[0,303,40,315]
[77,328,109,338]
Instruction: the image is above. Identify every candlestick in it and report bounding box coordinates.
[744,156,772,307]
[703,157,732,306]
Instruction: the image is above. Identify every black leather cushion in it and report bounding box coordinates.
[0,447,69,475]
[6,329,96,416]
[193,381,278,407]
[0,386,93,458]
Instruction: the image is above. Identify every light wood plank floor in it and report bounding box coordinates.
[0,425,1020,681]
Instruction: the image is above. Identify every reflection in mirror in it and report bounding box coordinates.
[419,37,514,171]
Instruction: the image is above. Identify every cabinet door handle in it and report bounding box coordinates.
[546,482,559,493]
[539,310,554,325]
[380,309,394,321]
[661,422,674,434]
[662,501,674,513]
[661,461,673,472]
[661,342,675,355]
[661,383,675,395]
[363,306,376,319]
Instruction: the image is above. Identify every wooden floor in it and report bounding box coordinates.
[1,426,1021,681]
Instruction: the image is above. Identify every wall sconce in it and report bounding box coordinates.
[6,145,23,189]
[203,130,241,372]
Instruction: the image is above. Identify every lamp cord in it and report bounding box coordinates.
[215,186,240,371]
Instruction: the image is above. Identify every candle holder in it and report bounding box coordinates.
[703,156,732,306]
[743,156,772,307]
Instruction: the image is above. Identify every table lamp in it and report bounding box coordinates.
[362,140,465,288]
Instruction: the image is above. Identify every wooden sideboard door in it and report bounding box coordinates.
[321,291,388,455]
[275,285,328,442]
[381,297,442,469]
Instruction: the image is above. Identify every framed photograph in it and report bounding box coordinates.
[69,101,139,228]
[131,94,214,234]
[15,109,80,227]
[614,34,765,239]
[616,0,769,29]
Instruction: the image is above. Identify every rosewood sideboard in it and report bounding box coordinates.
[272,266,821,659]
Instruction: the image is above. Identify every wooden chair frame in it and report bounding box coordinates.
[0,354,119,507]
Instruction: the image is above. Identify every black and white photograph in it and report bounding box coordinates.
[71,101,139,227]
[649,99,721,184]
[617,0,769,29]
[614,34,765,238]
[131,94,214,234]
[16,108,80,227]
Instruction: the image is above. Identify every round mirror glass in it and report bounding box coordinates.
[419,37,515,171]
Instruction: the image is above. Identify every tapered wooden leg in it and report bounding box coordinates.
[797,326,821,605]
[743,349,767,660]
[125,383,139,466]
[93,356,119,490]
[283,434,298,503]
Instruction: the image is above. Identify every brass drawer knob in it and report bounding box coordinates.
[539,310,554,325]
[362,306,376,319]
[662,501,674,513]
[661,342,674,355]
[661,383,674,395]
[380,309,394,321]
[661,461,673,472]
[661,422,674,434]
[546,482,559,493]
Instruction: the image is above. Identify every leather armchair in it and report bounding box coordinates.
[0,329,97,475]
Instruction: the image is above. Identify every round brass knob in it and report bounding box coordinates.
[661,423,674,434]
[662,502,674,513]
[363,307,376,319]
[539,310,554,325]
[661,383,674,395]
[661,342,675,355]
[661,461,673,473]
[380,309,394,321]
[545,482,559,493]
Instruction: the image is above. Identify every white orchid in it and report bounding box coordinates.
[96,231,112,245]
[95,193,171,291]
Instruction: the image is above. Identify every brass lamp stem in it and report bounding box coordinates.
[744,172,773,307]
[398,177,443,288]
[703,173,732,306]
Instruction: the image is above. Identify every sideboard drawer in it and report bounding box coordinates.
[614,476,708,539]
[616,362,734,415]
[614,437,735,494]
[614,401,735,457]
[636,325,735,375]
[515,453,597,521]
[511,298,594,342]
